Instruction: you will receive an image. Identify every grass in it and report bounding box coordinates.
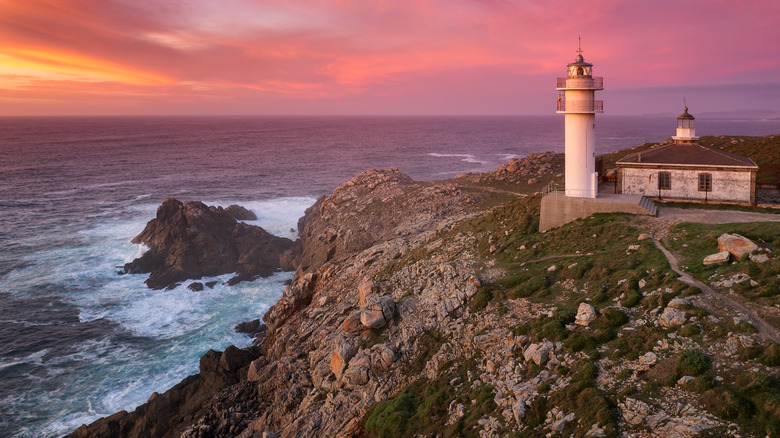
[665,222,780,318]
[364,358,499,438]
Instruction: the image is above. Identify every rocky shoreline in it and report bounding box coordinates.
[68,150,780,438]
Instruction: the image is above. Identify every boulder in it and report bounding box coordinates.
[123,198,298,289]
[224,204,257,221]
[357,278,375,308]
[360,296,395,329]
[246,357,269,381]
[219,345,255,372]
[512,399,526,426]
[188,282,204,292]
[575,303,597,326]
[703,251,731,265]
[330,337,357,379]
[639,352,657,365]
[749,253,769,264]
[234,319,261,335]
[341,365,370,386]
[523,341,553,366]
[717,233,758,259]
[342,312,364,333]
[667,297,691,309]
[659,307,686,327]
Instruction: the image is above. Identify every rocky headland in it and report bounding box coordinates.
[122,198,297,289]
[70,141,780,438]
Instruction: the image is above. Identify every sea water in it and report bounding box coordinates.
[1,115,778,437]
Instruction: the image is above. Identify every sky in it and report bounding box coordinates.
[1,0,779,116]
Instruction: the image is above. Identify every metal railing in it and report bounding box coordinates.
[556,99,603,113]
[556,77,603,90]
[542,181,558,196]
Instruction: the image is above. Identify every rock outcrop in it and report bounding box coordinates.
[717,233,758,259]
[72,160,780,438]
[123,198,298,289]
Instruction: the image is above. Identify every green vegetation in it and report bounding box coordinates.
[665,222,780,325]
[675,350,711,376]
[699,135,780,184]
[365,358,498,438]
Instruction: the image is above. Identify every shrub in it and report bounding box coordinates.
[601,308,629,328]
[678,324,701,337]
[366,393,418,437]
[515,276,549,298]
[759,343,780,366]
[470,287,493,311]
[539,320,568,342]
[565,334,597,352]
[620,289,642,308]
[675,350,711,376]
[701,388,754,420]
[684,375,716,393]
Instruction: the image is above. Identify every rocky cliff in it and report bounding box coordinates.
[123,198,298,289]
[71,162,780,438]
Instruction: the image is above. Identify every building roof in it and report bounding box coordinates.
[677,106,694,120]
[616,143,758,168]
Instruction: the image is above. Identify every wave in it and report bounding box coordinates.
[427,152,491,166]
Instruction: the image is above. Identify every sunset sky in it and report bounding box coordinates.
[1,0,779,116]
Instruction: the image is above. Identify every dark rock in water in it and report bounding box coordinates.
[123,198,299,289]
[188,282,204,292]
[224,204,257,221]
[234,319,260,335]
[66,345,260,438]
[205,281,218,289]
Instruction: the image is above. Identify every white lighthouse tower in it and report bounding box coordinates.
[556,43,603,198]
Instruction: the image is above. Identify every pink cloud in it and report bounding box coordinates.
[0,0,778,115]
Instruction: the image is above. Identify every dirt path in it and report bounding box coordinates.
[653,239,780,344]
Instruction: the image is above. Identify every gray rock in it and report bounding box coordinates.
[575,302,597,326]
[703,251,731,265]
[639,352,657,365]
[659,307,686,327]
[749,253,769,263]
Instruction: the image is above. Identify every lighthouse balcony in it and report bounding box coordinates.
[556,77,604,90]
[556,99,603,113]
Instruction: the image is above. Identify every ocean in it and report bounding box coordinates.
[1,115,778,437]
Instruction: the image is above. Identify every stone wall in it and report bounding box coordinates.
[619,167,755,203]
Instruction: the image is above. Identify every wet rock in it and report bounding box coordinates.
[123,198,298,289]
[224,204,257,221]
[188,282,204,292]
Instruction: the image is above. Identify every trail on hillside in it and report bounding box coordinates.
[653,239,780,344]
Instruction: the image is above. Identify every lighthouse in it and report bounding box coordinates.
[556,44,603,198]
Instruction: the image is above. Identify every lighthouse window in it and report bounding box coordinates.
[658,172,671,190]
[698,173,712,192]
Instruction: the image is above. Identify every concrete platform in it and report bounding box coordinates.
[539,192,657,232]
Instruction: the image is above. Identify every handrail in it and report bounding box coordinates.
[556,77,603,90]
[556,100,603,113]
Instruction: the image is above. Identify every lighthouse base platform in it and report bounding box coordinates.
[540,192,657,232]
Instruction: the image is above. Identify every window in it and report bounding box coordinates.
[698,173,712,192]
[658,172,671,190]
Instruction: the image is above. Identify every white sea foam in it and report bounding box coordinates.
[208,196,315,238]
[0,349,48,372]
[427,152,493,167]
